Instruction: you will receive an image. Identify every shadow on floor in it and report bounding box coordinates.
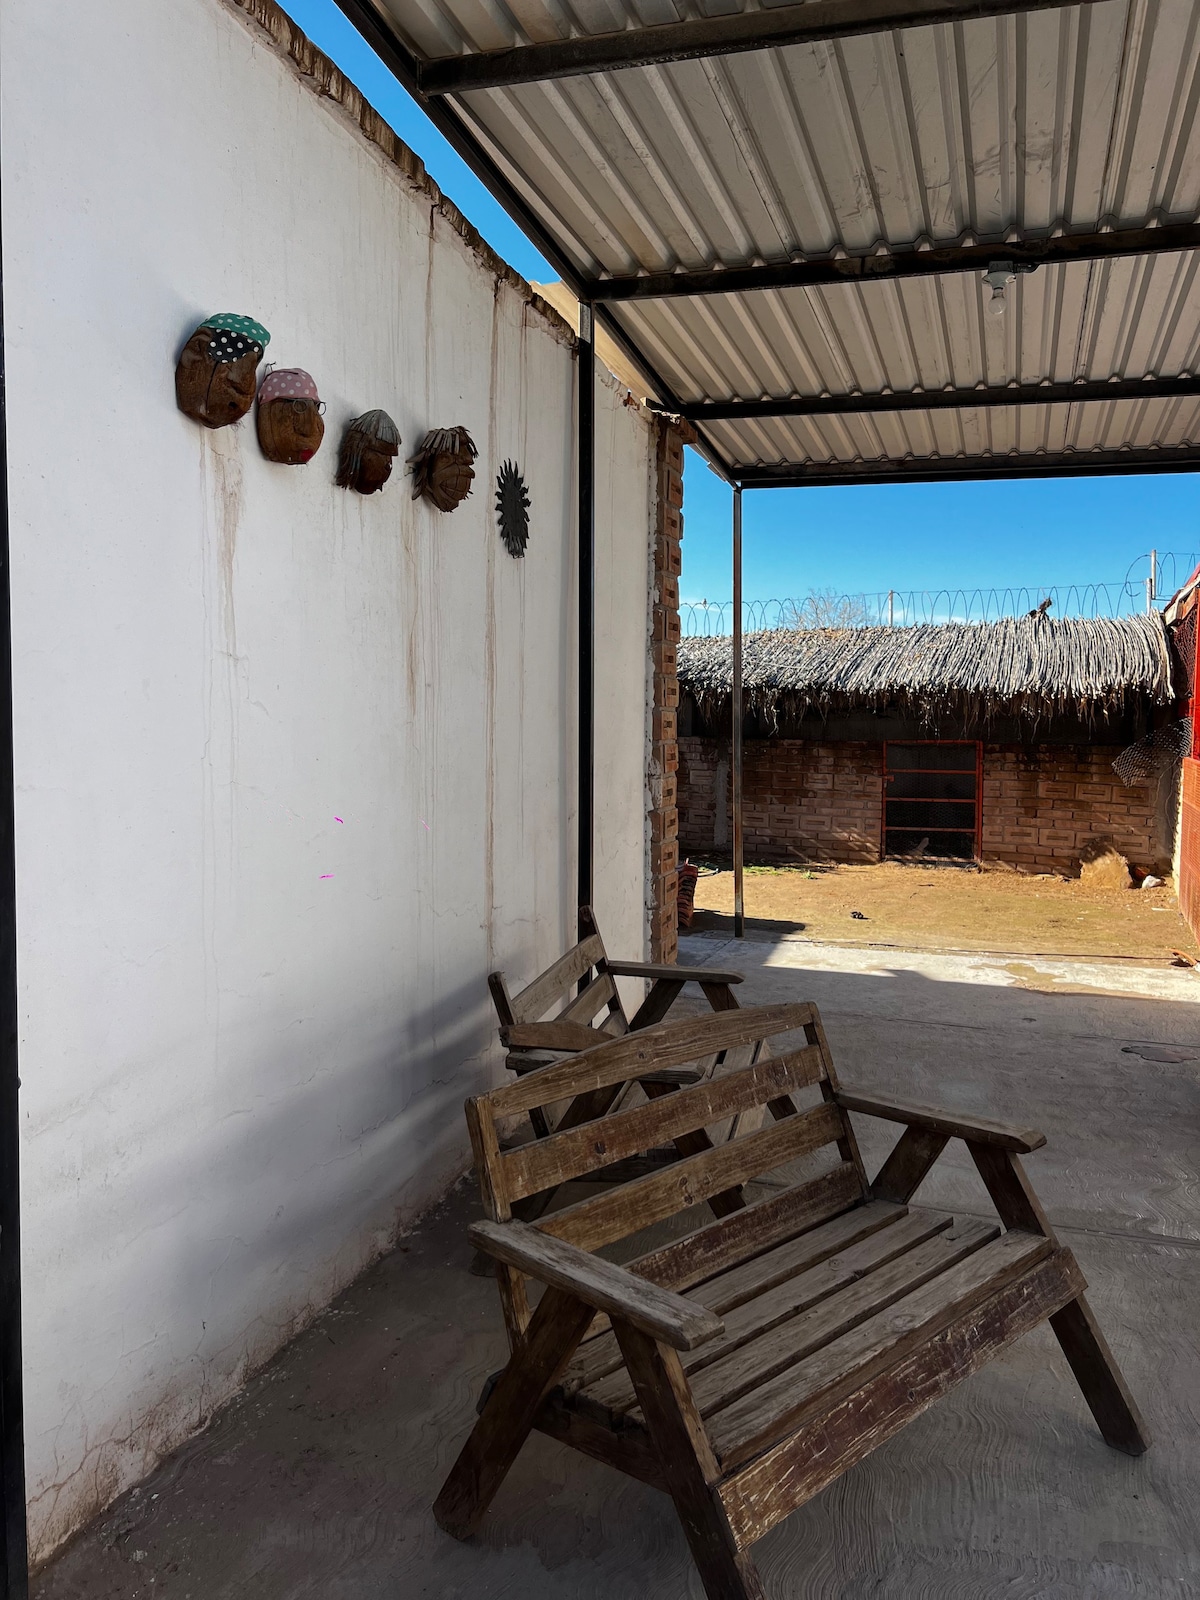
[34,945,1200,1599]
[688,909,806,937]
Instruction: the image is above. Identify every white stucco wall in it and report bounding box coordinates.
[1,0,655,1560]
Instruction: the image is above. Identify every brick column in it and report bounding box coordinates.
[647,419,690,961]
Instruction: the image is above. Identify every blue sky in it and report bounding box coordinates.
[681,464,1200,609]
[280,0,1200,608]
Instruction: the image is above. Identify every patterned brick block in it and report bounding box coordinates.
[678,735,1162,875]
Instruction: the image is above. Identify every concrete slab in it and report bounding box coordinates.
[36,939,1200,1599]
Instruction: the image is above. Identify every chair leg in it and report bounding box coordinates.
[433,1286,596,1539]
[968,1146,1150,1458]
[614,1320,766,1600]
[1050,1293,1150,1455]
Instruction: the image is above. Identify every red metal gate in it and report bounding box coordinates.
[882,741,983,861]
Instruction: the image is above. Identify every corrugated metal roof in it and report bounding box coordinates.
[397,0,1200,271]
[620,252,1200,401]
[356,0,1200,478]
[703,393,1200,476]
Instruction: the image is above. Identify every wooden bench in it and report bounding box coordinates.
[435,1002,1148,1600]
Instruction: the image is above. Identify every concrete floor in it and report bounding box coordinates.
[37,935,1200,1598]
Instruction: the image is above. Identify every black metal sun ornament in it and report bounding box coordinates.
[495,460,530,559]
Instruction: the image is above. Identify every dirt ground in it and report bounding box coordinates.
[691,861,1199,962]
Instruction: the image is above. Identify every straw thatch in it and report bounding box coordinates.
[678,613,1173,725]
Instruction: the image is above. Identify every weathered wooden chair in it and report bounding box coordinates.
[435,1002,1148,1600]
[489,903,745,1144]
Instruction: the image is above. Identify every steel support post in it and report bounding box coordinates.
[0,129,29,1595]
[732,487,744,940]
[577,305,595,933]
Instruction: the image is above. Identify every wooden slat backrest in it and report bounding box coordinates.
[491,908,647,1049]
[539,1105,848,1253]
[506,933,608,1024]
[504,1043,825,1203]
[559,971,626,1031]
[483,1004,814,1122]
[468,1003,868,1264]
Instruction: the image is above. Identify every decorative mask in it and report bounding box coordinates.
[175,313,270,428]
[336,409,401,494]
[495,460,530,558]
[409,427,478,513]
[256,368,325,464]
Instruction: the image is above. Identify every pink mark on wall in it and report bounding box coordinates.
[420,819,431,832]
[319,873,334,880]
[334,816,344,824]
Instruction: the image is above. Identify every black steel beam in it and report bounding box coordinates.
[731,486,744,941]
[330,1,735,477]
[673,373,1200,421]
[420,0,1108,94]
[589,222,1200,301]
[734,445,1200,488]
[577,308,595,926]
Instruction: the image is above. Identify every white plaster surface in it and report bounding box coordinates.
[1,0,655,1558]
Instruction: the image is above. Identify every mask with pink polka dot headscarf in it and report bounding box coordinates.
[257,367,325,464]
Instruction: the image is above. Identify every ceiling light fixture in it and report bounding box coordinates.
[983,261,1016,318]
[982,259,1038,320]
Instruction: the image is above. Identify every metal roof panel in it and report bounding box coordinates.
[360,0,1200,473]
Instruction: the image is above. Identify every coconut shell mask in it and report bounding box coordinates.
[409,427,477,512]
[257,368,325,465]
[175,313,270,429]
[336,410,401,494]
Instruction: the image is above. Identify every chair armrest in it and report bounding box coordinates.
[469,1219,724,1351]
[501,1021,605,1052]
[836,1090,1045,1154]
[605,960,744,985]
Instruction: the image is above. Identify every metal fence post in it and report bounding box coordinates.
[732,487,744,939]
[577,303,595,935]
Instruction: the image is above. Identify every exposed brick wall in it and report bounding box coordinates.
[981,745,1162,874]
[678,736,1164,874]
[646,422,689,959]
[679,738,882,864]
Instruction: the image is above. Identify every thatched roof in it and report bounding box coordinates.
[678,612,1174,724]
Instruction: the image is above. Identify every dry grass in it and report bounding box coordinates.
[691,861,1199,962]
[679,612,1174,725]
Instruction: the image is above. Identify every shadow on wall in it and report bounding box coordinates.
[27,967,499,1563]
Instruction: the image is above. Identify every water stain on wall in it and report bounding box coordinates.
[203,427,244,656]
[198,425,246,1021]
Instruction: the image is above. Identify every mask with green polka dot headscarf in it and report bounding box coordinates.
[175,312,271,429]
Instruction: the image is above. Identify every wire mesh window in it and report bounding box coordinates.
[883,742,980,861]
